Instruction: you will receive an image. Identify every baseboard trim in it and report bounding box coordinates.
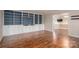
[0,37,3,42]
[69,34,79,38]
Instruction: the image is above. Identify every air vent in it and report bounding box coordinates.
[71,15,79,20]
[57,19,63,22]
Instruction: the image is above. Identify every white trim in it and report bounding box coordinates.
[33,14,35,25]
[69,34,79,38]
[13,11,15,25]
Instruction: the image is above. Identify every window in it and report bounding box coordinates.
[28,13,33,25]
[39,15,42,24]
[23,13,28,25]
[35,14,38,24]
[71,15,79,20]
[23,13,33,26]
[4,10,14,25]
[4,10,43,25]
[14,11,21,25]
[35,14,42,24]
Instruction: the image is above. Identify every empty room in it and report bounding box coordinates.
[0,10,79,48]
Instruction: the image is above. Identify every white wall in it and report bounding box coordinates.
[44,13,69,32]
[44,12,79,38]
[3,24,44,36]
[53,14,69,30]
[0,10,4,41]
[69,18,79,38]
[52,13,79,38]
[68,13,79,38]
[44,14,53,32]
[53,15,60,29]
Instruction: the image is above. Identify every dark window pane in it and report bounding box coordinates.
[4,18,13,22]
[23,13,28,18]
[4,21,13,25]
[4,14,13,18]
[4,10,13,25]
[39,15,42,24]
[14,12,21,25]
[23,13,33,26]
[23,19,28,25]
[4,10,14,15]
[15,12,21,16]
[35,14,38,24]
[15,21,21,25]
[29,13,33,25]
[23,13,28,25]
[29,13,33,18]
[23,18,33,26]
[28,18,33,25]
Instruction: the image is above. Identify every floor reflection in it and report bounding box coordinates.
[53,29,70,48]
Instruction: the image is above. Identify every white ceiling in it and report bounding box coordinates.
[23,10,79,15]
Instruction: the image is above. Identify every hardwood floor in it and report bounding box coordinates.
[0,30,79,48]
[69,36,79,48]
